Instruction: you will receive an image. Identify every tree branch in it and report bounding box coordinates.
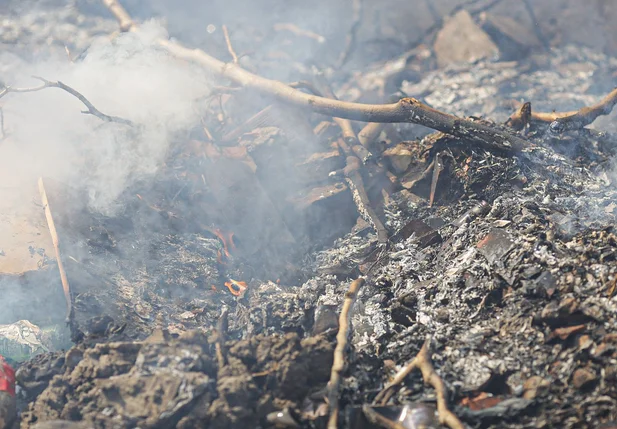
[101,0,532,152]
[0,77,133,126]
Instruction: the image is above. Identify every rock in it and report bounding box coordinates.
[434,10,499,67]
[571,367,597,390]
[522,376,550,400]
[478,12,541,60]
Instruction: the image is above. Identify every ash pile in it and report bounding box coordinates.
[0,1,617,428]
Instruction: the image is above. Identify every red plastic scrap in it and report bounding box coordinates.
[0,356,15,397]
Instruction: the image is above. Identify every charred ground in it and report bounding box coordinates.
[0,0,617,428]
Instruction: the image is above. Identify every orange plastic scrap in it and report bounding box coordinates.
[225,279,247,296]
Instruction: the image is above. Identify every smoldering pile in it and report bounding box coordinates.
[1,1,617,429]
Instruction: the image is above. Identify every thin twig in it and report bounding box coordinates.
[336,0,363,69]
[39,177,73,323]
[340,151,389,244]
[373,337,464,429]
[222,25,238,64]
[0,108,5,140]
[327,277,366,429]
[0,77,133,125]
[273,23,325,43]
[358,122,386,150]
[101,0,532,152]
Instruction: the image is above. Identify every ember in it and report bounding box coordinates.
[0,0,617,428]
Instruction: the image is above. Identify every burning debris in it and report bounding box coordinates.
[1,0,617,428]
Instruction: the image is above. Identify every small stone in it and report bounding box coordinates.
[571,367,597,390]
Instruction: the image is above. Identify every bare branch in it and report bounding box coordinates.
[0,77,133,126]
[101,0,532,152]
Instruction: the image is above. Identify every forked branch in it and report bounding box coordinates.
[373,337,464,429]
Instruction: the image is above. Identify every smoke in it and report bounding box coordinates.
[0,20,212,215]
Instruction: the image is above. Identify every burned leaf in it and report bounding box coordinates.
[391,219,442,248]
[460,393,505,411]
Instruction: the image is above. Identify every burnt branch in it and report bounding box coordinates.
[0,77,133,126]
[362,405,407,429]
[101,0,532,152]
[373,337,464,429]
[327,277,366,429]
[508,87,617,132]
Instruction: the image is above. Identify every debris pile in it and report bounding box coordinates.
[0,0,617,428]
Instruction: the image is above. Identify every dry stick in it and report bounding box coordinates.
[342,152,389,244]
[0,77,133,125]
[314,75,371,160]
[38,177,73,323]
[373,337,464,429]
[101,0,532,152]
[273,23,325,43]
[291,77,390,243]
[336,0,363,69]
[507,88,617,132]
[222,25,239,64]
[358,122,386,149]
[429,151,442,207]
[327,277,366,429]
